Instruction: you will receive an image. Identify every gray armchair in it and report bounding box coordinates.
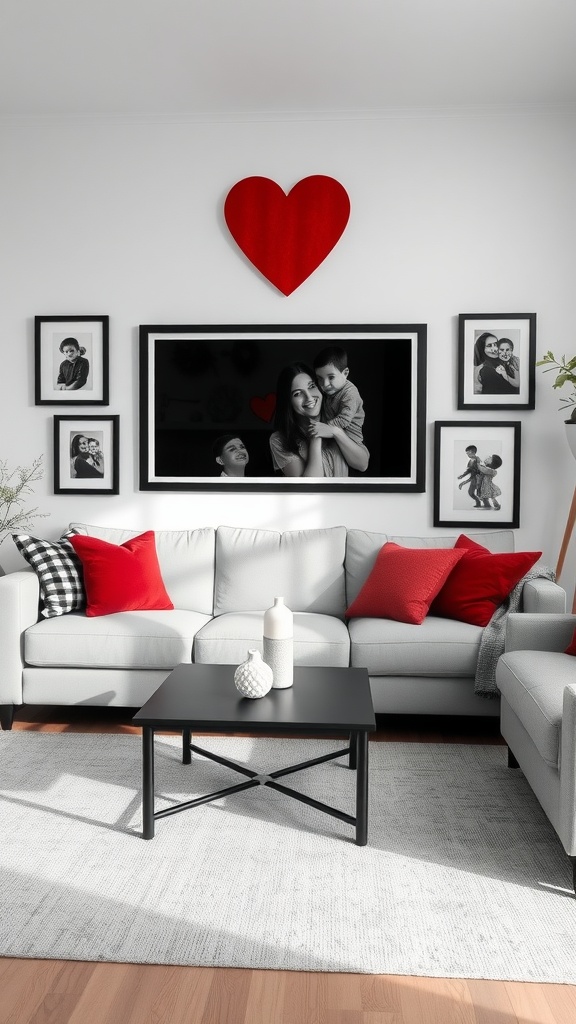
[496,613,576,893]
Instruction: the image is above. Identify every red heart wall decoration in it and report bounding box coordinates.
[224,175,350,296]
[249,393,276,423]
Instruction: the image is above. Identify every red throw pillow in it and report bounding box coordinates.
[346,542,466,625]
[429,534,541,627]
[69,531,174,617]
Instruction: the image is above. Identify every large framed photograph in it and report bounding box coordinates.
[35,315,109,405]
[434,421,521,528]
[139,323,427,492]
[457,313,536,410]
[54,415,119,495]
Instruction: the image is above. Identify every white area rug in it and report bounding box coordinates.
[1,732,575,980]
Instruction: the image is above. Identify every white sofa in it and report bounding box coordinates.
[0,523,566,730]
[497,612,576,892]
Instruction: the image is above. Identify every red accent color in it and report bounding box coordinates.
[224,175,350,295]
[346,542,466,625]
[430,534,541,627]
[69,531,174,617]
[249,392,276,422]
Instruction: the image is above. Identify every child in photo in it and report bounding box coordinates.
[457,444,482,507]
[476,454,502,510]
[87,438,104,473]
[212,434,249,477]
[312,345,365,445]
[56,338,90,391]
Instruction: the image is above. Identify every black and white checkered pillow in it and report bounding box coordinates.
[12,531,86,618]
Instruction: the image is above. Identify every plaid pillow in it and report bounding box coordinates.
[12,531,86,618]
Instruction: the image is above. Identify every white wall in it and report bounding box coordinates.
[1,110,575,580]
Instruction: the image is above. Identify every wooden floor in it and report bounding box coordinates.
[2,706,576,1024]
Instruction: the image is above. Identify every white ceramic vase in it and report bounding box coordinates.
[234,649,273,699]
[263,596,294,689]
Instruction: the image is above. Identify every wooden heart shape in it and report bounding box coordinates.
[224,175,350,295]
[249,393,276,423]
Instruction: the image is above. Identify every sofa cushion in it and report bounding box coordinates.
[213,526,347,616]
[348,614,483,676]
[70,523,216,614]
[24,609,210,669]
[345,542,465,624]
[70,531,174,616]
[345,528,515,607]
[194,611,350,667]
[12,531,85,618]
[496,650,571,767]
[430,535,541,627]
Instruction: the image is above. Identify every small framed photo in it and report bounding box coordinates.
[434,420,521,528]
[54,415,119,495]
[35,315,109,405]
[457,313,536,410]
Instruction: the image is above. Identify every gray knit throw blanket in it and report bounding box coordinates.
[474,565,557,698]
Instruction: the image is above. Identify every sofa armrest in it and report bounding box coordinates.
[0,570,40,704]
[521,577,566,613]
[505,612,576,653]
[559,684,576,854]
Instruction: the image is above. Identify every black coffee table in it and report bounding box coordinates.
[133,663,376,845]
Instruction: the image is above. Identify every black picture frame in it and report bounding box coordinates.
[54,415,119,495]
[35,315,109,405]
[139,323,427,492]
[457,313,536,410]
[433,420,521,528]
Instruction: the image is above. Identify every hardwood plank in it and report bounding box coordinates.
[504,980,558,1024]
[244,969,287,1024]
[466,978,518,1024]
[200,967,251,1024]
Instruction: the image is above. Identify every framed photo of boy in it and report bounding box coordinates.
[139,323,427,492]
[35,315,109,405]
[433,421,521,528]
[54,415,119,495]
[457,313,536,410]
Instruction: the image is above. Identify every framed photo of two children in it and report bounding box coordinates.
[457,313,536,410]
[433,421,521,528]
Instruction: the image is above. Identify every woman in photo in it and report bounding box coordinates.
[269,362,369,477]
[473,332,516,396]
[70,434,103,478]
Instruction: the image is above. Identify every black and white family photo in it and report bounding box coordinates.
[35,315,109,405]
[457,313,536,411]
[434,421,521,529]
[139,324,427,492]
[54,415,119,495]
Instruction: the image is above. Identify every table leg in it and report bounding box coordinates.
[355,730,368,846]
[142,725,155,840]
[182,727,191,764]
[348,730,357,770]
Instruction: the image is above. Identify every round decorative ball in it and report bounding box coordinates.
[234,649,273,699]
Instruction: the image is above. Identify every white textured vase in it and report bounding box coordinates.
[263,596,294,689]
[234,649,273,699]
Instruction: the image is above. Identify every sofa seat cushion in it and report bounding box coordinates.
[496,650,571,767]
[24,610,211,670]
[194,611,350,667]
[348,615,483,676]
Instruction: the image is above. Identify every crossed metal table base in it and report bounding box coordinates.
[141,726,369,845]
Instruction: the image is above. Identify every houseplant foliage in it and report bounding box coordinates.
[536,352,576,421]
[0,455,46,553]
